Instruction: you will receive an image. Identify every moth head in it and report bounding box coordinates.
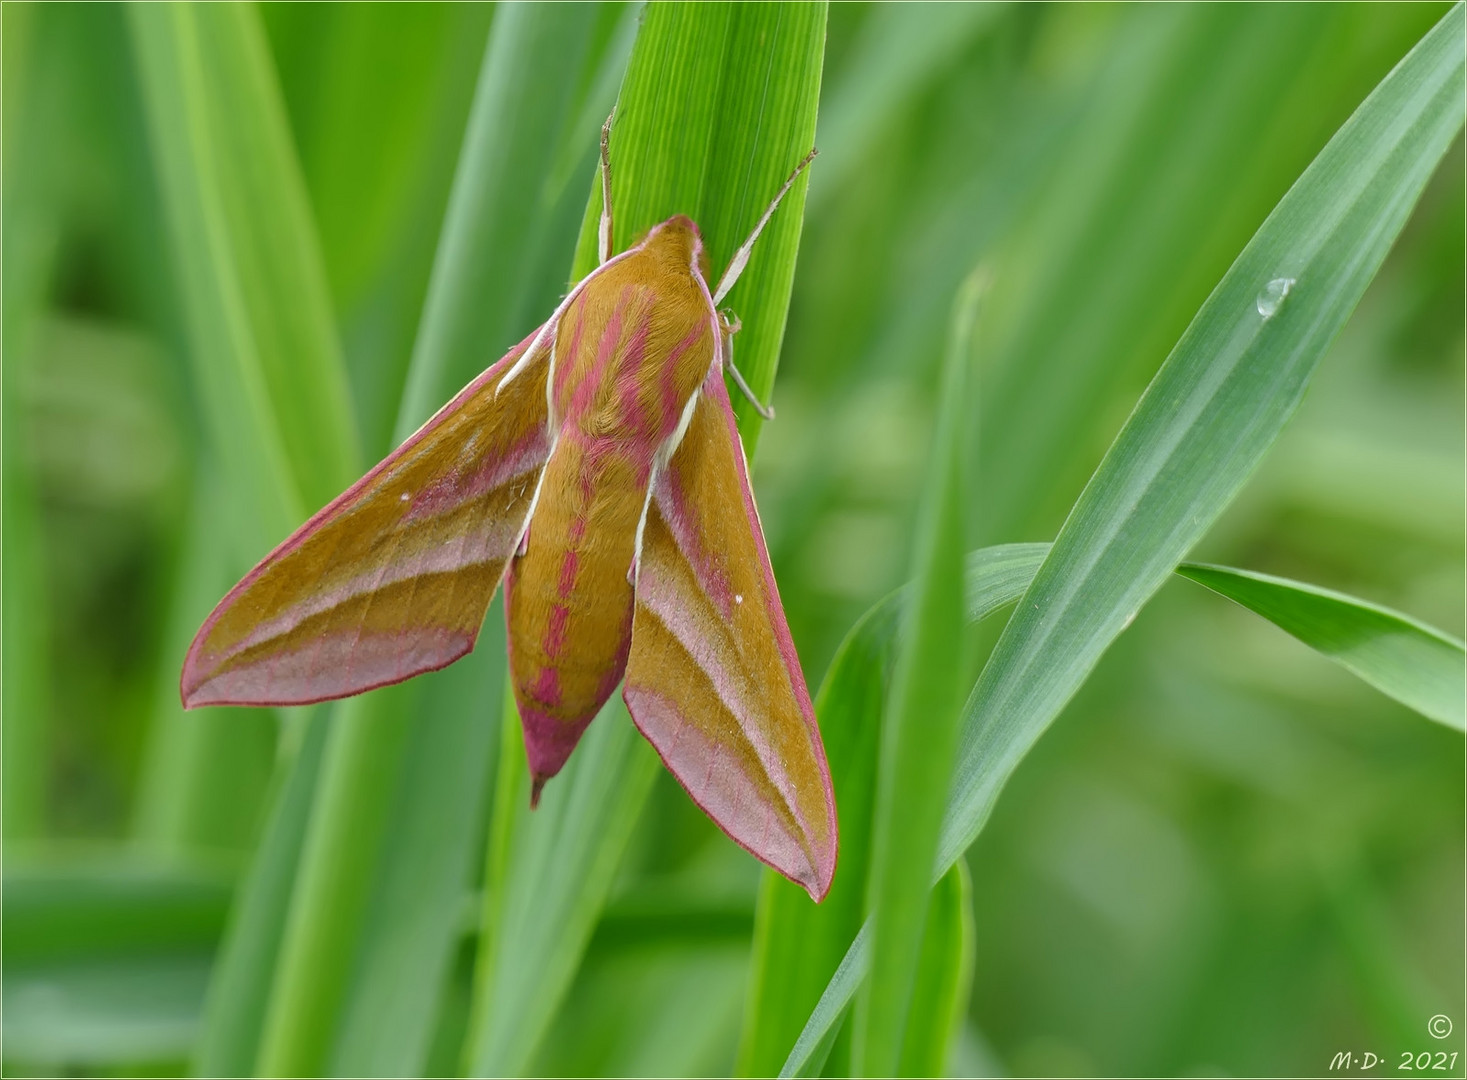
[645,215,711,283]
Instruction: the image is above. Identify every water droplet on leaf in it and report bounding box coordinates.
[1256,277,1295,319]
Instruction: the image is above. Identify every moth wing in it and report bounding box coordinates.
[624,371,837,900]
[182,329,554,708]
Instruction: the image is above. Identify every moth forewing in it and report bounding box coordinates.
[180,332,555,709]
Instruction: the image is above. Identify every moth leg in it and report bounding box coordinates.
[711,147,817,305]
[598,108,616,265]
[720,310,774,420]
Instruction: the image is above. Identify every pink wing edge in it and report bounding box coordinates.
[626,368,839,902]
[180,325,548,710]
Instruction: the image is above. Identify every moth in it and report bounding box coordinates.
[181,116,838,900]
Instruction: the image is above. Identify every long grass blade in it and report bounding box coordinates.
[2,4,61,841]
[132,468,277,855]
[396,2,635,442]
[129,6,364,1075]
[740,542,1043,1077]
[780,9,1465,1071]
[254,694,407,1077]
[852,277,980,1075]
[897,860,975,1078]
[940,0,1464,873]
[194,712,329,1077]
[321,9,637,1075]
[465,692,661,1077]
[464,5,827,1075]
[129,3,359,547]
[263,4,496,454]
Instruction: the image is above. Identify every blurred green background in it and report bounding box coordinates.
[4,3,1461,1077]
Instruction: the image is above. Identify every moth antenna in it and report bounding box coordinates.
[723,324,775,420]
[712,146,817,306]
[598,108,616,265]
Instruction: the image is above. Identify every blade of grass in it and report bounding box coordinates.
[748,529,1459,1071]
[738,542,1045,1078]
[781,9,1466,1071]
[321,9,637,1076]
[897,860,975,1079]
[193,710,328,1077]
[852,276,980,1076]
[976,4,1441,544]
[129,2,360,551]
[255,694,407,1077]
[263,2,496,454]
[2,3,62,842]
[324,627,503,1078]
[464,4,827,1074]
[567,0,826,451]
[465,692,661,1077]
[129,4,364,1074]
[133,467,278,856]
[737,604,892,1077]
[939,0,1464,871]
[397,2,635,441]
[1177,564,1465,730]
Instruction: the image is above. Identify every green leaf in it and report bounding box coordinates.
[254,695,411,1077]
[464,692,661,1077]
[897,860,975,1079]
[737,588,895,1078]
[852,276,979,1075]
[465,4,827,1074]
[780,8,1465,1071]
[193,711,329,1077]
[739,543,1043,1077]
[2,3,62,842]
[320,8,637,1076]
[772,537,1466,1072]
[263,2,496,454]
[132,468,278,857]
[129,7,371,1074]
[128,2,361,550]
[397,2,637,445]
[939,0,1464,875]
[568,0,826,451]
[1176,564,1465,730]
[324,636,504,1078]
